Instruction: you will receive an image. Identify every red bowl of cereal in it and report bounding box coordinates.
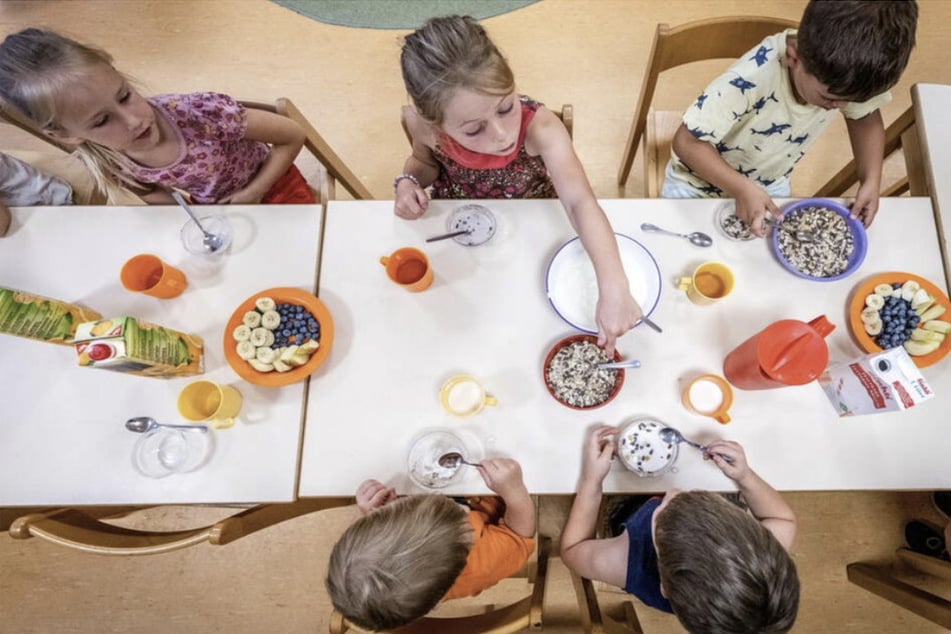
[543,334,626,410]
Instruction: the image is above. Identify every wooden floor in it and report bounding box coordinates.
[2,1,951,632]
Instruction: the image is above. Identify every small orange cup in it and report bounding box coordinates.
[120,254,187,299]
[682,374,733,424]
[380,247,433,292]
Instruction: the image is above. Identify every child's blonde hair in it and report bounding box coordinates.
[655,491,800,633]
[326,494,473,630]
[0,28,141,194]
[401,15,515,126]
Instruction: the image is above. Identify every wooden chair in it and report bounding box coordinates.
[572,575,644,634]
[847,547,951,629]
[329,535,551,634]
[616,15,799,195]
[7,497,352,556]
[814,103,927,198]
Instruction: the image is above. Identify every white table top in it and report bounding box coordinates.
[301,198,950,496]
[0,204,321,505]
[913,83,951,290]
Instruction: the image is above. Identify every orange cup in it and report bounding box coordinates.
[682,374,734,424]
[380,247,433,292]
[120,254,187,299]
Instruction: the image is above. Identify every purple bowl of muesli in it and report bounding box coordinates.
[543,334,625,410]
[771,198,868,281]
[617,418,679,477]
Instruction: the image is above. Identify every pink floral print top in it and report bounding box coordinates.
[122,92,269,203]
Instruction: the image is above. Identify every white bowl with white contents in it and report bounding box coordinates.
[616,418,678,477]
[407,429,481,490]
[546,233,662,333]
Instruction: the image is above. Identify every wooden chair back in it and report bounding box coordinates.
[8,498,351,556]
[847,547,951,629]
[330,535,551,634]
[617,15,799,194]
[814,103,927,198]
[571,574,644,634]
[241,98,372,204]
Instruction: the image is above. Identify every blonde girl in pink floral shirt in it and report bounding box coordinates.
[0,29,313,205]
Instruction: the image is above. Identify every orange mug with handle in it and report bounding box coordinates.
[120,254,187,299]
[380,247,433,292]
[682,374,734,424]
[177,380,242,429]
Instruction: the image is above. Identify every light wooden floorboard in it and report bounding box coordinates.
[2,1,951,632]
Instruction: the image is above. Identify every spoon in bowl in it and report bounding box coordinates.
[641,223,713,247]
[437,452,480,469]
[125,416,208,434]
[171,191,224,253]
[426,229,472,243]
[764,216,816,243]
[659,426,733,463]
[597,359,642,370]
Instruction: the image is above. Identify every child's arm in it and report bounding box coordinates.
[0,203,10,237]
[672,124,780,237]
[476,458,535,537]
[217,109,306,204]
[703,439,797,550]
[560,426,628,588]
[355,478,397,517]
[530,109,642,355]
[844,110,885,227]
[394,107,440,219]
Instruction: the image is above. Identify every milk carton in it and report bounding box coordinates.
[0,286,102,345]
[73,317,204,378]
[818,347,934,416]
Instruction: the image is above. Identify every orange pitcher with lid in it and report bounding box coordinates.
[723,315,835,390]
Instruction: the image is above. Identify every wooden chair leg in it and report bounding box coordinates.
[847,561,951,629]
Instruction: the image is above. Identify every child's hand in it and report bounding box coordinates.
[850,182,880,227]
[394,180,429,219]
[477,458,528,499]
[355,479,397,515]
[735,183,780,238]
[580,425,618,486]
[702,439,749,481]
[596,287,642,357]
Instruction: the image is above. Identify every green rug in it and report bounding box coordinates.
[270,0,539,30]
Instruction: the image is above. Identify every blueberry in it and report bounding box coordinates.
[893,283,902,289]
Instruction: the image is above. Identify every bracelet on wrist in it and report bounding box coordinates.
[393,173,420,191]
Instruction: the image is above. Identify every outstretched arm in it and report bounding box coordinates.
[531,109,641,355]
[672,124,780,237]
[845,110,885,227]
[477,458,535,537]
[219,108,305,204]
[704,440,798,550]
[560,426,628,588]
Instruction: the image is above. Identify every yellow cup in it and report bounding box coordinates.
[677,262,734,305]
[177,381,242,429]
[439,375,498,417]
[682,374,733,424]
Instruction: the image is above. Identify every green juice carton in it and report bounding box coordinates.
[0,286,102,345]
[73,317,204,378]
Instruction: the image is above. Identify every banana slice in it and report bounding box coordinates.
[298,339,319,354]
[923,320,951,334]
[904,339,941,356]
[256,347,277,364]
[912,288,933,309]
[249,327,275,347]
[260,310,281,330]
[236,340,256,360]
[874,283,896,297]
[233,324,251,342]
[864,294,885,310]
[280,345,300,363]
[243,310,262,328]
[255,297,276,312]
[273,358,292,373]
[248,358,275,372]
[911,328,944,343]
[920,304,947,322]
[861,307,881,325]
[864,318,882,336]
[901,280,921,301]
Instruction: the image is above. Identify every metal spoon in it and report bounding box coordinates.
[125,416,208,434]
[641,223,713,247]
[426,229,472,243]
[639,316,663,333]
[597,359,642,370]
[764,216,816,243]
[659,426,733,463]
[437,452,480,469]
[171,191,224,253]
